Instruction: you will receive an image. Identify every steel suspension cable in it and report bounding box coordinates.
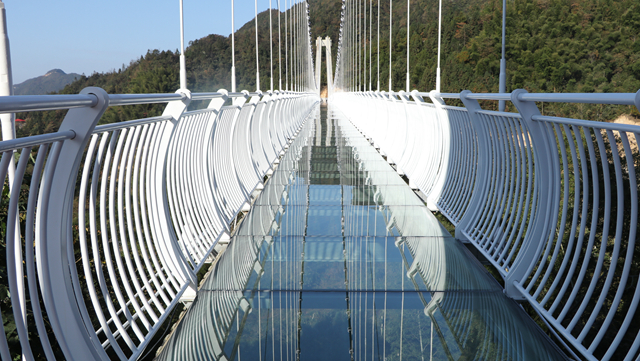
[279,0,282,90]
[270,0,274,91]
[352,0,356,91]
[358,0,361,91]
[298,0,301,91]
[377,0,380,90]
[255,0,261,91]
[346,0,349,90]
[292,0,295,91]
[299,0,303,91]
[388,0,392,92]
[179,0,186,90]
[293,0,296,91]
[406,0,410,92]
[285,0,289,90]
[295,0,298,91]
[436,0,442,91]
[294,0,297,91]
[231,0,237,92]
[363,0,367,92]
[369,0,372,91]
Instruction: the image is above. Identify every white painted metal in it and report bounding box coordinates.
[330,88,640,361]
[0,1,14,144]
[179,0,187,90]
[0,87,318,360]
[231,0,237,92]
[436,0,442,92]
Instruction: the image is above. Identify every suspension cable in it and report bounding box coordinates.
[436,0,442,92]
[406,0,410,92]
[388,0,392,92]
[294,0,298,91]
[255,0,260,91]
[357,0,361,91]
[285,0,289,90]
[353,0,356,91]
[377,0,380,90]
[363,0,366,92]
[231,0,236,92]
[291,0,295,91]
[179,0,186,90]
[279,0,282,90]
[369,0,372,91]
[270,0,274,91]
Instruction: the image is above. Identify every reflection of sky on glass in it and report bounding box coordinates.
[158,104,567,361]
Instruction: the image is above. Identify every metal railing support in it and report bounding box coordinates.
[504,88,557,299]
[156,90,198,295]
[43,87,111,360]
[425,90,451,211]
[455,90,489,243]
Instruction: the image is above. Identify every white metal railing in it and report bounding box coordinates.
[332,88,640,361]
[0,87,318,360]
[157,114,316,360]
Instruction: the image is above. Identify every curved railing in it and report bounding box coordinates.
[332,89,640,360]
[157,114,315,360]
[0,87,318,360]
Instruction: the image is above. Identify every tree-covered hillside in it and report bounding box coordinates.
[16,0,640,137]
[357,0,640,118]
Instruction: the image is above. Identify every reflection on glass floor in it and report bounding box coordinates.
[157,104,567,360]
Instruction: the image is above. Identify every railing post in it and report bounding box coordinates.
[455,90,489,242]
[244,91,264,194]
[231,91,252,206]
[425,90,451,211]
[153,89,198,295]
[42,87,111,360]
[504,89,557,299]
[206,89,233,245]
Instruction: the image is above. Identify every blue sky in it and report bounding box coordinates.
[6,0,287,84]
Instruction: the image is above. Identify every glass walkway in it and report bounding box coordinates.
[157,104,567,360]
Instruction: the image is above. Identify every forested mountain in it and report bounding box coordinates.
[370,0,640,119]
[15,0,640,137]
[13,69,81,95]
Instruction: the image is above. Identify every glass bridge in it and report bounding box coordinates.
[157,104,567,360]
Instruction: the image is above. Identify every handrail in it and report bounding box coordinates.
[0,93,186,113]
[404,90,640,106]
[518,91,638,105]
[0,94,98,113]
[191,92,226,100]
[108,93,186,106]
[92,115,173,133]
[0,130,76,152]
[0,90,314,115]
[465,92,512,101]
[532,114,640,132]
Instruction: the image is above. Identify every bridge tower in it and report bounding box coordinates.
[324,37,333,98]
[315,37,322,96]
[314,37,333,99]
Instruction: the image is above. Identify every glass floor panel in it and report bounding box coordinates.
[158,104,567,360]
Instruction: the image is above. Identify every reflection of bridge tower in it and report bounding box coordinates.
[315,37,333,99]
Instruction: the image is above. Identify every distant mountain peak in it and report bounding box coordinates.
[45,69,66,76]
[14,69,81,95]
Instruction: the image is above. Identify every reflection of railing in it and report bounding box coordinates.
[338,122,560,360]
[333,89,640,360]
[0,88,317,360]
[157,113,314,361]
